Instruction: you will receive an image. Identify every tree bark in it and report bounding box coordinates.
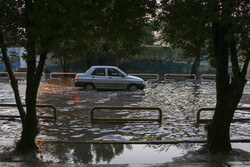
[206,22,247,154]
[14,0,45,153]
[59,54,70,72]
[191,57,200,77]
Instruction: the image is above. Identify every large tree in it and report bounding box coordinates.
[50,0,156,70]
[1,0,157,153]
[160,0,249,153]
[159,2,209,76]
[0,0,66,153]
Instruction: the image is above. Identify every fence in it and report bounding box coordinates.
[0,72,9,81]
[49,72,77,82]
[200,74,216,81]
[0,103,57,121]
[0,72,45,81]
[164,73,196,82]
[196,107,250,123]
[90,106,162,123]
[129,73,159,82]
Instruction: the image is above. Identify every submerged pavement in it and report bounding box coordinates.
[1,80,250,166]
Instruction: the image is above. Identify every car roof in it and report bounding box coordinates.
[91,66,118,69]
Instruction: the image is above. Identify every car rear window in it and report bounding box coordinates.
[92,68,105,76]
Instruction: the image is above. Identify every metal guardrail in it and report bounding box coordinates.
[196,107,250,123]
[49,72,77,83]
[13,72,27,80]
[164,74,196,82]
[90,106,162,123]
[0,72,8,77]
[0,72,45,81]
[50,72,77,79]
[128,73,159,82]
[246,75,250,81]
[0,72,9,81]
[0,103,57,121]
[200,74,249,82]
[200,74,216,81]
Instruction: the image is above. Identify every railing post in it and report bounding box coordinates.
[90,107,95,122]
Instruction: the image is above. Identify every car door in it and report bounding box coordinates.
[90,68,108,89]
[107,68,128,90]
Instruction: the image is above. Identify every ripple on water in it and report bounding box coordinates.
[94,134,134,141]
[71,134,84,138]
[0,81,250,141]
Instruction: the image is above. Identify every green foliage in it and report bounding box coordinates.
[50,0,157,68]
[0,0,24,47]
[159,0,210,62]
[140,46,181,59]
[159,0,249,65]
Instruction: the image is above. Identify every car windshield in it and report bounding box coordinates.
[117,68,127,77]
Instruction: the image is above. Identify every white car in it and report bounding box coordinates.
[74,66,145,91]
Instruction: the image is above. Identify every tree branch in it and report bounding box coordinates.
[0,30,26,125]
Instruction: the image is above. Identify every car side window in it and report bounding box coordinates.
[108,68,123,77]
[92,68,105,76]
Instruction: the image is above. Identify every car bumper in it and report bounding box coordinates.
[137,83,146,90]
[74,81,86,87]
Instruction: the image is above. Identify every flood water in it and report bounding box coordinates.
[0,79,250,164]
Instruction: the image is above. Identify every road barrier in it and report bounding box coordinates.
[49,72,77,83]
[196,107,250,123]
[200,74,216,81]
[246,75,250,81]
[0,103,57,121]
[90,106,162,123]
[13,72,27,80]
[164,73,196,82]
[0,72,45,81]
[129,73,159,82]
[0,72,9,81]
[50,72,77,79]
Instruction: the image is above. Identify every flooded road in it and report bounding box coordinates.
[1,80,250,164]
[1,80,250,142]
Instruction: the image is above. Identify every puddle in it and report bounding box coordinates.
[0,80,250,164]
[0,81,250,142]
[1,139,249,165]
[0,82,250,141]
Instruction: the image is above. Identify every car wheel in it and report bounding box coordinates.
[85,84,94,91]
[128,85,137,91]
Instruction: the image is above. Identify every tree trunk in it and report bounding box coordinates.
[16,53,47,153]
[59,54,69,72]
[205,22,247,154]
[191,57,200,76]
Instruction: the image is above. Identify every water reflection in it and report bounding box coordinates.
[38,142,250,165]
[38,142,131,164]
